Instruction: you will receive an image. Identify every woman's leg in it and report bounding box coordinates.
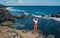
[34,24,38,31]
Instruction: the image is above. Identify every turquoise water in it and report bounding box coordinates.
[8,6,60,38]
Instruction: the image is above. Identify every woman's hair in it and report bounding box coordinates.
[34,17,38,20]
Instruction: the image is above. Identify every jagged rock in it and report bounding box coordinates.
[0,4,6,8]
[0,9,15,23]
[0,26,45,38]
[0,11,6,22]
[0,26,23,38]
[13,14,29,19]
[1,21,13,26]
[51,13,60,17]
[35,30,45,38]
[46,35,55,38]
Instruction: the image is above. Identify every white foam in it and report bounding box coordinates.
[6,7,13,10]
[6,7,20,12]
[6,7,26,12]
[32,14,42,18]
[24,13,29,15]
[43,17,60,21]
[6,7,60,21]
[44,17,60,21]
[32,14,60,21]
[52,17,60,21]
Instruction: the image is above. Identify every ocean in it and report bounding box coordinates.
[7,6,60,38]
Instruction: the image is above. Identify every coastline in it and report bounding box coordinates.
[0,26,55,38]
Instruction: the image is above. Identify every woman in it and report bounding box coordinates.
[33,17,38,31]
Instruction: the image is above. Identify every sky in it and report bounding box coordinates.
[0,0,60,6]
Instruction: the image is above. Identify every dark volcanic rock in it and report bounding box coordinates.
[0,9,15,23]
[0,11,6,22]
[0,4,5,8]
[51,13,60,17]
[13,14,30,19]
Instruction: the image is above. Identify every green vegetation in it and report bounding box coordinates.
[0,4,5,7]
[1,21,13,26]
[0,4,15,26]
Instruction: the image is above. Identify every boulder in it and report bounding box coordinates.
[0,9,15,23]
[51,13,60,17]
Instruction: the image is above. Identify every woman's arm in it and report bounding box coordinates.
[33,18,38,24]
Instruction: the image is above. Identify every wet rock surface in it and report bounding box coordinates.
[0,26,55,38]
[0,26,23,38]
[0,9,15,23]
[51,13,60,17]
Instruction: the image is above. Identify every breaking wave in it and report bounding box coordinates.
[6,7,60,21]
[32,14,60,21]
[6,7,26,12]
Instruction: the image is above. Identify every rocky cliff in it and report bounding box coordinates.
[0,26,55,38]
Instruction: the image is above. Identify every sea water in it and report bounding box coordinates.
[8,6,60,38]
